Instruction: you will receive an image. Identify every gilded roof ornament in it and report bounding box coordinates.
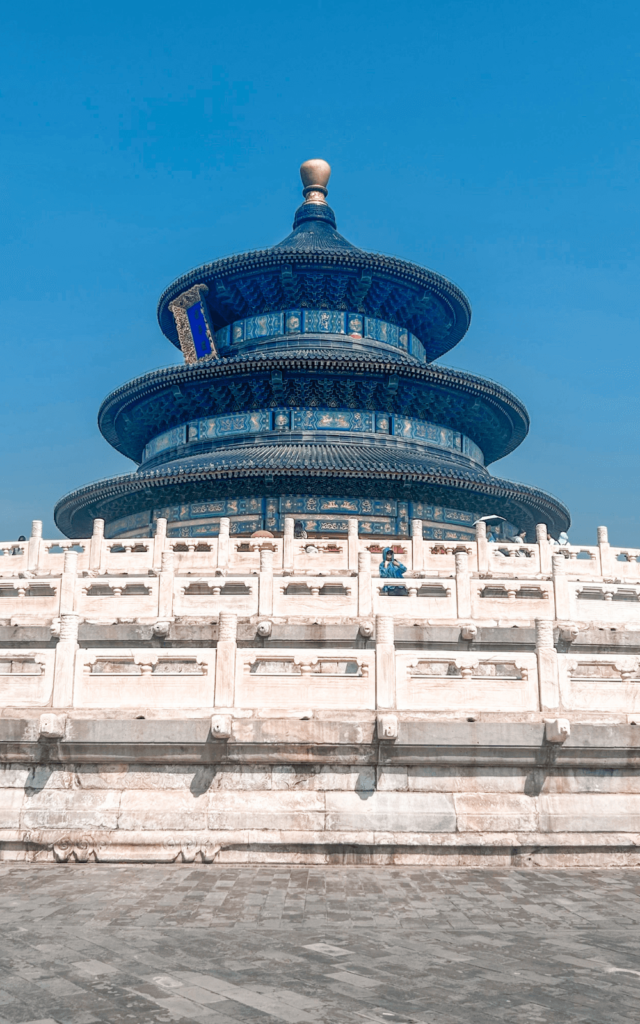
[300,158,331,205]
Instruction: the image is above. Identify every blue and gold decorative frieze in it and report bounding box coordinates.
[463,435,484,465]
[303,310,346,334]
[106,494,500,540]
[291,409,375,432]
[212,308,428,363]
[423,527,476,541]
[143,425,187,460]
[410,502,476,526]
[285,310,302,333]
[393,416,465,454]
[245,312,285,341]
[142,407,486,466]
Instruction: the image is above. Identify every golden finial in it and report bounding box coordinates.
[300,159,331,205]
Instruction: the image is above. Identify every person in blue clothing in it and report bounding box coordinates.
[379,546,407,595]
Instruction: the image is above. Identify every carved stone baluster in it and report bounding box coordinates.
[358,550,372,618]
[375,615,396,710]
[536,618,559,711]
[217,517,230,570]
[90,518,105,572]
[28,520,43,572]
[259,547,274,616]
[411,519,424,572]
[215,612,237,707]
[455,550,471,619]
[52,612,80,708]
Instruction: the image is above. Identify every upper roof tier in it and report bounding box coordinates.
[157,160,472,365]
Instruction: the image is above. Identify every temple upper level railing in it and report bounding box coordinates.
[1,517,638,581]
[1,518,639,630]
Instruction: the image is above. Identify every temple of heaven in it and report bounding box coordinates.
[54,160,570,542]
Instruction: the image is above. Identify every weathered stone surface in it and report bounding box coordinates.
[2,529,640,859]
[0,788,24,828]
[119,789,208,831]
[324,791,456,832]
[454,792,538,832]
[21,789,120,830]
[208,790,325,831]
[3,863,640,1021]
[539,793,640,832]
[408,765,526,792]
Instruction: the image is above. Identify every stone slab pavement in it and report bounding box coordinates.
[0,864,639,1024]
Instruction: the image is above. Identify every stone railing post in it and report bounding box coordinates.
[598,525,612,577]
[258,547,274,616]
[455,550,471,619]
[28,520,43,571]
[152,517,167,571]
[158,550,174,620]
[552,553,570,620]
[358,550,372,617]
[217,517,230,569]
[89,518,105,572]
[60,550,78,614]
[348,517,359,572]
[536,618,559,710]
[52,612,80,708]
[283,517,294,572]
[215,612,237,707]
[475,520,488,573]
[536,523,551,574]
[375,615,396,709]
[411,519,424,572]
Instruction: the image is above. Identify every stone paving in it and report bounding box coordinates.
[0,865,639,1024]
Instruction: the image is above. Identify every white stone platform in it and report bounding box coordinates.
[1,516,640,865]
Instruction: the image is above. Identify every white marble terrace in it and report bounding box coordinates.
[1,516,640,719]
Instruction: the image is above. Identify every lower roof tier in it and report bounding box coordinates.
[97,348,530,467]
[54,437,570,540]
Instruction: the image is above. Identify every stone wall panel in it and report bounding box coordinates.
[453,793,538,832]
[118,790,208,831]
[324,792,456,832]
[539,793,640,832]
[20,790,121,831]
[208,790,325,831]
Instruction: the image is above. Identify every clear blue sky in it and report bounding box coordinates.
[1,0,639,544]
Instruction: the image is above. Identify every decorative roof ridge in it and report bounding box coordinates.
[98,352,527,415]
[157,246,470,315]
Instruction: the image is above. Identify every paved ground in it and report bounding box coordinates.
[0,865,639,1024]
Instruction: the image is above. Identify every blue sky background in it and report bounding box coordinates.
[1,0,639,543]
